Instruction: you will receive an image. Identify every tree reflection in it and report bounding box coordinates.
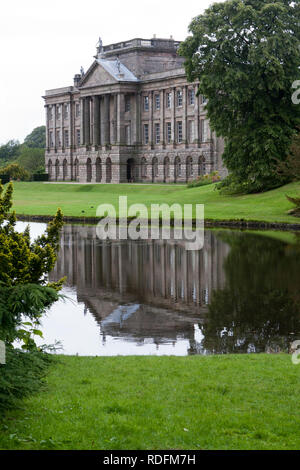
[196,232,300,354]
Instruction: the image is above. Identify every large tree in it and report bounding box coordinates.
[179,0,300,192]
[24,126,46,149]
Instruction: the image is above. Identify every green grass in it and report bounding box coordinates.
[0,355,299,450]
[10,181,300,224]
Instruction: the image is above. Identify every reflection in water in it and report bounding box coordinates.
[46,224,300,355]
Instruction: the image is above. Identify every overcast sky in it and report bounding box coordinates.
[0,0,223,144]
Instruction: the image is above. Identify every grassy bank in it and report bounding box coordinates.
[0,354,299,450]
[10,181,300,224]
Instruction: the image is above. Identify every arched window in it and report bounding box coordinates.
[96,157,102,183]
[55,159,60,180]
[198,156,206,176]
[106,157,112,183]
[48,160,52,179]
[86,158,92,182]
[74,158,79,181]
[63,159,68,181]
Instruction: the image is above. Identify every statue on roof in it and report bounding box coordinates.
[96,37,104,58]
[80,66,85,76]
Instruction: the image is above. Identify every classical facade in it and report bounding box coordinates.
[44,37,226,183]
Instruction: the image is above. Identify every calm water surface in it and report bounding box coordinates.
[16,222,300,356]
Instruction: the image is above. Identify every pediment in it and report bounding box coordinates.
[80,61,117,88]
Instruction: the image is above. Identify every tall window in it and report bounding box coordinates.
[166,92,171,109]
[76,129,80,146]
[188,89,195,105]
[177,90,183,107]
[75,103,80,118]
[48,107,53,121]
[144,96,149,112]
[64,129,69,147]
[155,123,160,144]
[155,94,160,110]
[125,95,131,112]
[166,122,172,144]
[64,104,69,119]
[49,131,53,147]
[177,121,183,143]
[56,105,61,120]
[56,130,61,147]
[144,124,149,144]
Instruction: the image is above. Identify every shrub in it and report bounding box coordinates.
[187,171,220,188]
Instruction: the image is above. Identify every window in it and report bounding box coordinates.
[48,107,53,121]
[201,120,208,142]
[75,103,80,118]
[155,94,160,110]
[56,130,61,147]
[125,125,131,145]
[155,123,160,144]
[76,129,80,146]
[144,96,149,112]
[188,120,194,143]
[144,124,149,144]
[177,121,183,143]
[64,129,69,147]
[177,90,183,107]
[64,104,69,119]
[166,122,172,144]
[125,95,131,112]
[188,89,195,105]
[166,92,171,109]
[49,131,54,147]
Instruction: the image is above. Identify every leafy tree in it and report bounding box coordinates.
[0,163,30,181]
[0,140,21,164]
[17,146,45,175]
[24,126,46,149]
[0,182,64,345]
[179,0,300,193]
[277,129,300,181]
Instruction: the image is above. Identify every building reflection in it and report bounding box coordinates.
[50,225,229,351]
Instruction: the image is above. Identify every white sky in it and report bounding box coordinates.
[0,0,222,144]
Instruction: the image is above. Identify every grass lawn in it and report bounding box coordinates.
[10,180,300,224]
[0,354,299,450]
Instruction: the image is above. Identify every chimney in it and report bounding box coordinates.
[73,74,81,87]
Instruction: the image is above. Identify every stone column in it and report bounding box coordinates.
[135,92,141,145]
[84,97,91,145]
[93,96,100,146]
[183,86,187,147]
[194,85,200,147]
[171,87,176,147]
[149,91,153,148]
[53,104,57,149]
[104,94,110,146]
[80,97,85,145]
[160,89,165,146]
[116,93,125,145]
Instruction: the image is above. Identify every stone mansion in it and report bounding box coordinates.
[44,37,225,183]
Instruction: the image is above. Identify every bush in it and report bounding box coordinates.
[187,171,220,188]
[0,175,9,185]
[0,346,53,411]
[33,173,49,182]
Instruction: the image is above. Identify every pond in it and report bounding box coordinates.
[16,222,300,356]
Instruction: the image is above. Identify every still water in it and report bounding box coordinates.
[16,222,300,356]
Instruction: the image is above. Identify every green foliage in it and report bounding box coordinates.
[179,0,300,193]
[276,130,300,182]
[0,163,30,181]
[187,171,220,188]
[286,194,300,217]
[0,346,53,412]
[24,126,46,149]
[17,147,45,175]
[0,140,21,165]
